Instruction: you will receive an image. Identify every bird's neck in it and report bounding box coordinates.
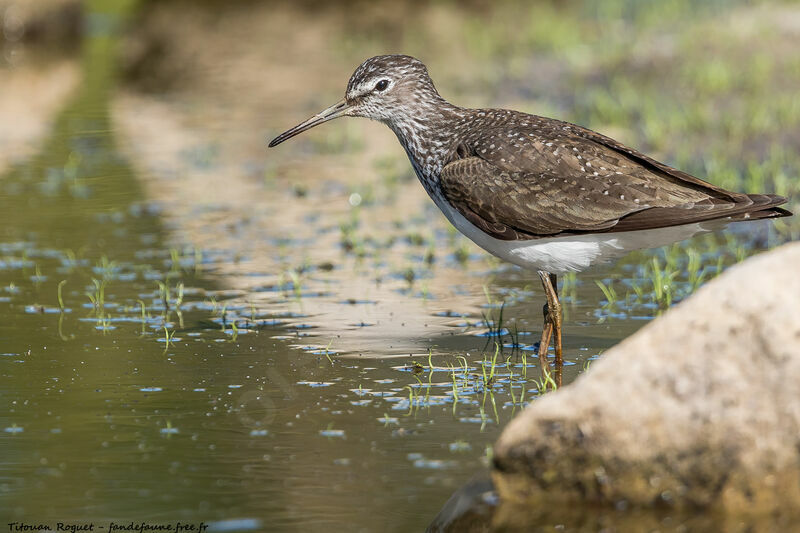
[385,96,466,199]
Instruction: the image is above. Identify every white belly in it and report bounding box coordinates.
[434,197,719,274]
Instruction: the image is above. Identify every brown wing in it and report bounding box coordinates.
[441,120,789,240]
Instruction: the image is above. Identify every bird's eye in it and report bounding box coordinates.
[375,79,389,92]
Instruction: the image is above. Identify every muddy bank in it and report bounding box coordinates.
[0,1,82,173]
[0,61,79,173]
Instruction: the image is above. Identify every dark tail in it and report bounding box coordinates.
[610,193,792,233]
[730,194,793,222]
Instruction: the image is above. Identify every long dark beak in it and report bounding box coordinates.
[268,98,351,148]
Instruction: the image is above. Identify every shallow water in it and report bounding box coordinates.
[1,2,798,532]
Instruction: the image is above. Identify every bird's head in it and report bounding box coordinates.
[269,55,439,147]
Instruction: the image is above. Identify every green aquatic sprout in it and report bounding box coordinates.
[57,280,67,310]
[449,364,459,403]
[453,241,471,265]
[745,158,767,193]
[481,301,506,345]
[343,237,367,264]
[64,150,81,179]
[449,440,470,453]
[481,343,500,388]
[156,280,171,310]
[424,243,436,265]
[404,385,416,417]
[163,326,175,347]
[420,281,430,300]
[478,388,500,432]
[87,278,106,309]
[401,266,415,285]
[287,269,303,299]
[339,208,366,256]
[482,285,493,307]
[561,271,577,291]
[535,368,558,393]
[219,304,228,331]
[715,255,725,277]
[324,338,334,364]
[406,232,426,246]
[57,312,71,341]
[230,320,239,342]
[451,380,459,415]
[686,248,708,291]
[735,243,748,263]
[477,400,488,432]
[595,279,618,306]
[423,367,433,410]
[174,282,184,310]
[64,249,78,271]
[722,233,748,265]
[339,222,355,251]
[175,309,184,330]
[97,255,117,280]
[508,366,516,404]
[630,277,645,301]
[561,271,578,304]
[138,299,148,335]
[650,256,679,308]
[508,321,522,351]
[194,247,203,275]
[487,389,499,424]
[664,243,682,271]
[169,248,181,274]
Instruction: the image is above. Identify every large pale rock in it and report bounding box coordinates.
[493,241,800,514]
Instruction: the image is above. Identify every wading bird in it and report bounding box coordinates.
[269,55,791,382]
